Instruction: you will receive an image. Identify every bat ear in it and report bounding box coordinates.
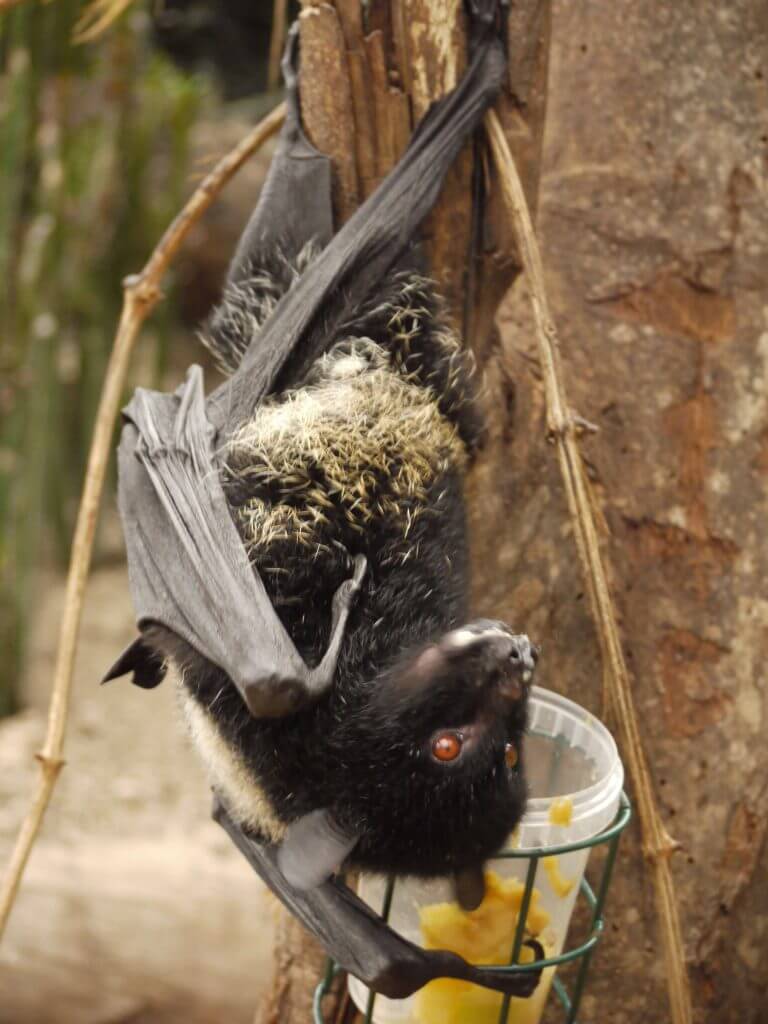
[277,809,359,890]
[102,637,167,690]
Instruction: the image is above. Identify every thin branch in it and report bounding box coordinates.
[0,101,286,942]
[73,0,134,42]
[485,109,693,1024]
[267,0,289,92]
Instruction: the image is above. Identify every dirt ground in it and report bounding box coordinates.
[0,557,276,1023]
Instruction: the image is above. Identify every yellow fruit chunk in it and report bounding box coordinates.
[542,856,575,899]
[415,871,551,1024]
[548,797,573,827]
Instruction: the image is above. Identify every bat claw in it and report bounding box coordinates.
[352,552,367,585]
[513,939,545,997]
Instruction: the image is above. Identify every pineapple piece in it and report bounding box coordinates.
[542,856,575,899]
[548,797,573,827]
[415,871,550,1024]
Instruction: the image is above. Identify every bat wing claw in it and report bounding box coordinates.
[351,552,367,585]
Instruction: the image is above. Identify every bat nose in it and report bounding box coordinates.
[507,636,538,676]
[438,621,539,698]
[497,635,538,701]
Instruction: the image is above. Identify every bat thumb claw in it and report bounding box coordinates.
[351,553,367,587]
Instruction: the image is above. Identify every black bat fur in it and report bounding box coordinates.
[145,252,531,879]
[106,0,544,999]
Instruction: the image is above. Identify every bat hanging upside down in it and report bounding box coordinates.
[105,0,543,1001]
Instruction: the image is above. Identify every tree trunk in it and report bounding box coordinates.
[472,1,768,1022]
[255,2,551,1022]
[517,3,766,1022]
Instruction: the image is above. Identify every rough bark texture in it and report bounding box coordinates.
[471,2,768,1022]
[254,908,332,1024]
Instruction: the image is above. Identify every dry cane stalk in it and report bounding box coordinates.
[0,101,286,941]
[485,109,693,1024]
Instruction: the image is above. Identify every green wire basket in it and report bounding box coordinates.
[313,793,631,1024]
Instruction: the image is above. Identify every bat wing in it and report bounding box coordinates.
[112,366,365,717]
[115,366,309,711]
[102,637,166,690]
[213,796,543,1001]
[223,22,334,295]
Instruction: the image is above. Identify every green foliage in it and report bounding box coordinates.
[0,1,205,715]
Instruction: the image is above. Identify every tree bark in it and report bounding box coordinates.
[470,2,768,1023]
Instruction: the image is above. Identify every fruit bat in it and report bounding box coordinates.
[104,0,543,1001]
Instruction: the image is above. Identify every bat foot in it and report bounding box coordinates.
[290,555,368,702]
[511,940,545,997]
[239,554,368,717]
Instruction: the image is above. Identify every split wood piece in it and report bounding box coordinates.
[364,30,398,186]
[398,0,473,324]
[299,3,360,224]
[335,0,364,48]
[347,49,380,198]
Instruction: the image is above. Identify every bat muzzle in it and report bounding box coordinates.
[498,634,539,700]
[442,620,539,700]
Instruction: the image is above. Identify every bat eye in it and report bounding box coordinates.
[505,742,518,769]
[431,731,463,763]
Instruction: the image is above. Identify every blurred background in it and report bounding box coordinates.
[0,2,294,1020]
[0,0,296,720]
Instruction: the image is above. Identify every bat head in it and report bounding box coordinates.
[329,619,538,880]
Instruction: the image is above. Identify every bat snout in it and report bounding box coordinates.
[392,622,540,705]
[506,635,538,677]
[440,620,539,701]
[496,635,538,702]
[443,621,537,666]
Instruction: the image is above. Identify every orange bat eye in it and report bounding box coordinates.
[431,731,463,763]
[505,742,518,768]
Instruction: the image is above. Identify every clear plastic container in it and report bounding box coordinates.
[349,685,624,1024]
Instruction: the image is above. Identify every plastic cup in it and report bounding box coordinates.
[349,685,624,1024]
